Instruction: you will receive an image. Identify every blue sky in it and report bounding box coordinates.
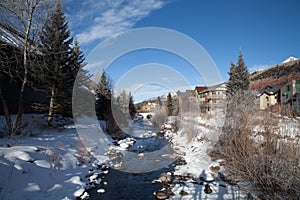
[63,0,300,102]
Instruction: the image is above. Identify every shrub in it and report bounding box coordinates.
[152,108,168,130]
[212,91,300,199]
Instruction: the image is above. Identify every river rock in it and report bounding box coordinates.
[179,190,189,196]
[209,165,221,173]
[204,184,212,194]
[74,188,85,198]
[74,188,89,199]
[181,173,189,177]
[119,143,129,149]
[153,190,168,199]
[173,176,180,183]
[153,189,174,200]
[97,188,105,194]
[159,173,172,183]
[137,153,144,158]
[151,179,160,184]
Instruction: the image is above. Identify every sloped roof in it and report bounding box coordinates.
[198,83,226,94]
[195,86,208,93]
[256,84,283,97]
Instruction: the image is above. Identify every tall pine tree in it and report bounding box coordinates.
[167,92,174,116]
[62,40,87,116]
[226,50,249,96]
[38,2,77,126]
[128,92,136,118]
[95,70,112,120]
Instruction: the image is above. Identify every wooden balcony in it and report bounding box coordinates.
[205,94,226,99]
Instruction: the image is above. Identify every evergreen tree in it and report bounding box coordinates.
[226,62,237,95]
[167,92,174,116]
[95,70,112,120]
[38,2,75,126]
[157,96,162,107]
[236,50,249,90]
[128,92,136,118]
[62,40,88,116]
[226,50,249,96]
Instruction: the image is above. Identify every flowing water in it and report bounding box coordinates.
[88,121,176,200]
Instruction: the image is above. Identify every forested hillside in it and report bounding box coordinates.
[250,59,300,90]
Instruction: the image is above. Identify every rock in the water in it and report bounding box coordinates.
[209,165,221,173]
[204,184,212,194]
[74,188,89,199]
[173,176,180,183]
[74,188,85,198]
[97,188,105,193]
[153,190,168,200]
[137,153,144,158]
[119,143,129,149]
[81,192,89,199]
[151,179,160,184]
[179,190,189,196]
[159,173,172,183]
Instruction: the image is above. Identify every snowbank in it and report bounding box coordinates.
[0,115,109,200]
[164,116,247,199]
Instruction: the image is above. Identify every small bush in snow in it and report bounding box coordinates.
[152,109,168,130]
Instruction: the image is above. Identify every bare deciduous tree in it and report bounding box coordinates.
[0,0,52,135]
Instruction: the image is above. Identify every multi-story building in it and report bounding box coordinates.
[195,83,227,114]
[256,79,300,114]
[281,79,300,113]
[256,85,282,110]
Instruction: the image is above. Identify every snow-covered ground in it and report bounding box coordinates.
[0,115,108,200]
[164,116,247,199]
[0,113,267,199]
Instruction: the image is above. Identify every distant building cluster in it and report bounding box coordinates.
[177,78,300,116]
[256,78,300,114]
[177,83,227,115]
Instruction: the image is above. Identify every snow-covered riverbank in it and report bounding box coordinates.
[0,114,250,199]
[0,115,109,199]
[157,116,248,200]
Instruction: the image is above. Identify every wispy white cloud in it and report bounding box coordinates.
[64,0,166,46]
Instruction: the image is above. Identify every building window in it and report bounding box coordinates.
[266,96,269,101]
[287,85,291,91]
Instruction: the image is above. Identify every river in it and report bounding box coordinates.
[88,120,176,199]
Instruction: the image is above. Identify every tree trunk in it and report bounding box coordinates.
[0,87,13,135]
[14,28,29,135]
[48,86,56,126]
[14,82,25,135]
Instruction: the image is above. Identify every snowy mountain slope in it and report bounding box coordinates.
[282,56,299,64]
